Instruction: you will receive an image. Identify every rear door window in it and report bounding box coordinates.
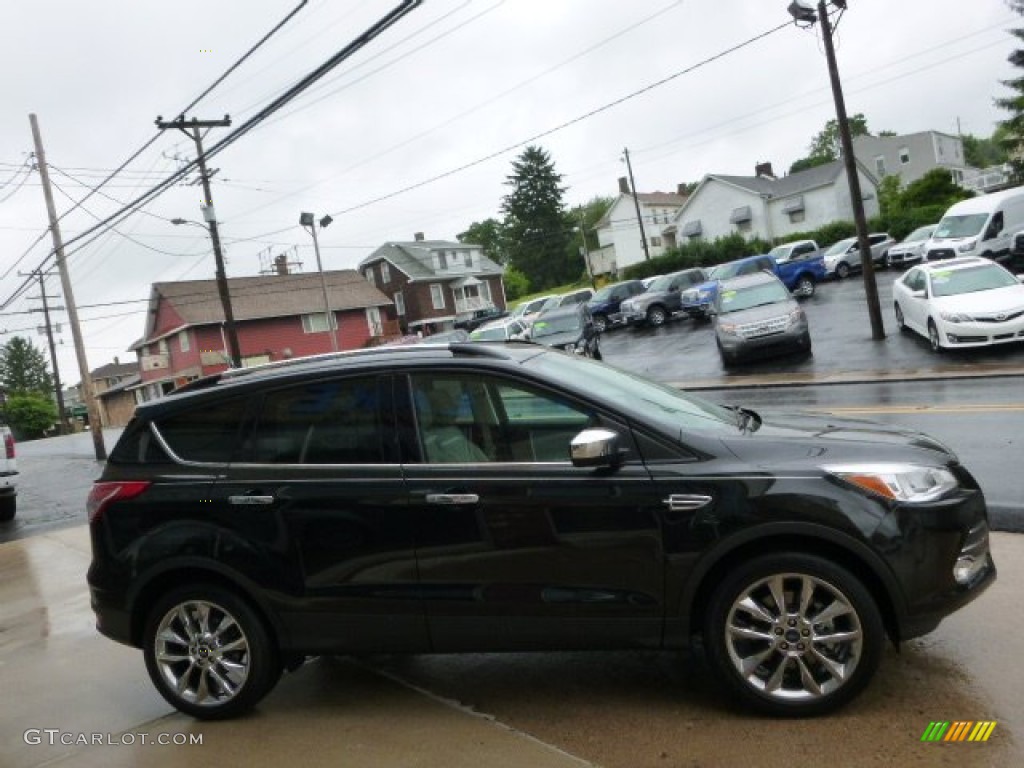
[156,397,249,463]
[248,377,389,464]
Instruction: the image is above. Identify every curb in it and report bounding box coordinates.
[989,504,1024,534]
[672,367,1024,392]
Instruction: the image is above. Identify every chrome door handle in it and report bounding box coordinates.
[228,495,275,505]
[426,493,480,506]
[662,494,712,512]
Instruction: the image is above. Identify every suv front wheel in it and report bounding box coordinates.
[703,553,884,717]
[143,584,281,719]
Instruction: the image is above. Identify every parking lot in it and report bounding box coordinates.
[598,269,1024,387]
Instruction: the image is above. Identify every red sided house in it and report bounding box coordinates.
[131,270,392,401]
[358,234,506,334]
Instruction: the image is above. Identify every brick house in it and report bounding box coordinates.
[358,234,506,334]
[65,359,139,427]
[130,270,393,401]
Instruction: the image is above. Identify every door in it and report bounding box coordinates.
[212,374,428,653]
[398,370,667,652]
[901,268,929,332]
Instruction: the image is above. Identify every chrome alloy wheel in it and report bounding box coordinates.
[154,600,251,707]
[724,573,863,701]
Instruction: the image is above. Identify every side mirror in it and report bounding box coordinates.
[911,289,926,299]
[570,428,625,468]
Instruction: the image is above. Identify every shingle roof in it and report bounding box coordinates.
[359,240,503,278]
[139,270,392,346]
[90,361,139,380]
[636,192,687,206]
[711,160,848,198]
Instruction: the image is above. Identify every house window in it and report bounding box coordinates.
[735,221,752,234]
[437,251,448,270]
[366,306,383,336]
[899,147,911,165]
[365,267,376,286]
[301,312,338,333]
[788,210,806,224]
[479,280,491,303]
[875,156,887,177]
[465,251,474,267]
[394,291,406,316]
[430,283,445,310]
[650,236,662,247]
[178,330,190,353]
[380,263,391,284]
[158,339,168,356]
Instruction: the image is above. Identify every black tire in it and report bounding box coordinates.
[593,314,608,333]
[143,584,281,720]
[795,276,815,298]
[646,306,668,326]
[592,339,603,361]
[927,319,943,353]
[717,341,738,369]
[894,303,906,333]
[703,552,884,717]
[0,495,14,522]
[836,262,850,279]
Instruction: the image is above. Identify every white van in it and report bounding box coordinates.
[924,186,1024,262]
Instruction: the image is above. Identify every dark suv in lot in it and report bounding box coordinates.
[88,344,994,720]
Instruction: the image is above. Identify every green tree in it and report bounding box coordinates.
[457,218,505,264]
[0,336,52,395]
[789,114,871,174]
[502,266,530,300]
[998,1,1024,179]
[500,146,581,290]
[877,175,903,219]
[900,168,974,210]
[4,392,58,440]
[569,195,615,282]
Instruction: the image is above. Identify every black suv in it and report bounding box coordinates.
[88,344,994,720]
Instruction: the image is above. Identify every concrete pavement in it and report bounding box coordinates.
[0,526,592,768]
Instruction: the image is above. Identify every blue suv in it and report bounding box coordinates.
[586,279,647,332]
[680,254,777,320]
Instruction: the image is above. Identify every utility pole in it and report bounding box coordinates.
[155,115,242,367]
[817,1,885,340]
[25,270,68,434]
[622,147,651,262]
[577,207,596,288]
[29,113,107,460]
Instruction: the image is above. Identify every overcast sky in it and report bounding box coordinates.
[0,0,1017,384]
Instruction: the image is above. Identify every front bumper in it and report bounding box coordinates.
[718,324,809,359]
[935,315,1024,348]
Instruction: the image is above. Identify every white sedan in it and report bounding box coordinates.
[892,257,1024,352]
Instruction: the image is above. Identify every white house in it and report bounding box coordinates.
[666,160,880,246]
[593,178,688,272]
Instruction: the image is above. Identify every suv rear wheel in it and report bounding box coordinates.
[703,553,884,717]
[646,306,668,326]
[0,495,14,522]
[143,584,281,719]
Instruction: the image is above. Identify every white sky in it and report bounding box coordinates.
[0,0,1017,385]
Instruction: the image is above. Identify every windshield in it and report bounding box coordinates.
[713,261,746,280]
[591,285,617,301]
[525,351,737,436]
[934,214,988,239]
[768,245,790,262]
[531,314,582,337]
[648,274,674,292]
[930,264,1018,298]
[823,238,856,256]
[470,325,508,341]
[905,225,936,242]
[718,281,791,313]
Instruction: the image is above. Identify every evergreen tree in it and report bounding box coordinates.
[997,1,1024,180]
[0,336,53,395]
[500,146,581,289]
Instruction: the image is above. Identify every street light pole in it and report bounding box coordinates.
[799,1,885,340]
[300,213,339,352]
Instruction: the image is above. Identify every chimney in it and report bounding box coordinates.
[414,232,425,242]
[274,253,289,275]
[618,176,631,195]
[677,183,689,197]
[755,161,775,179]
[113,356,119,365]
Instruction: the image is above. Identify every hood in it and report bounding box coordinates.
[533,330,584,348]
[933,284,1024,314]
[717,301,794,325]
[722,409,956,465]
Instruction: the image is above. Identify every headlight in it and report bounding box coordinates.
[958,241,977,252]
[825,463,959,502]
[787,308,804,327]
[718,322,738,335]
[939,310,971,323]
[698,290,711,299]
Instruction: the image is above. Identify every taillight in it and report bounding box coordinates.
[4,433,13,459]
[87,481,151,523]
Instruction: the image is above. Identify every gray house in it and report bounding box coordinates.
[665,160,879,246]
[852,131,969,187]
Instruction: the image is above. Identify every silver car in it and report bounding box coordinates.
[887,224,938,269]
[713,272,811,366]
